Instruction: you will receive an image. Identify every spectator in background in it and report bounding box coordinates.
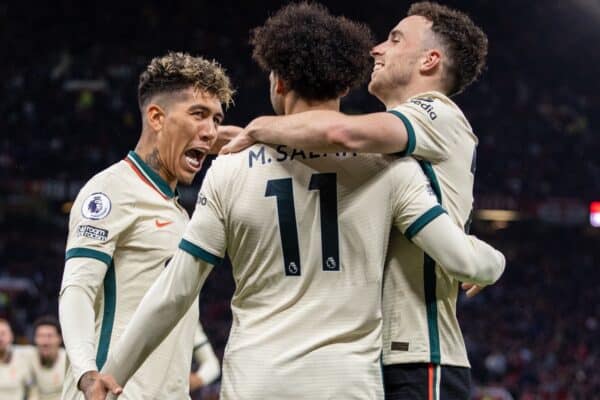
[0,318,32,399]
[29,316,65,400]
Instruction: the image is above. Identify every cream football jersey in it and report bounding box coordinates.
[179,146,443,399]
[60,151,198,399]
[29,348,66,400]
[383,91,478,367]
[0,346,33,400]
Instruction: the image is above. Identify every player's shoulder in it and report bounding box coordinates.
[397,91,469,125]
[394,91,477,145]
[212,143,275,173]
[76,160,132,200]
[384,156,428,187]
[387,156,423,174]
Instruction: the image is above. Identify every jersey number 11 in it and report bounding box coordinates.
[265,173,339,276]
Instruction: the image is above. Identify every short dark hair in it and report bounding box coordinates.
[251,2,374,101]
[33,315,61,336]
[408,1,488,96]
[138,52,234,109]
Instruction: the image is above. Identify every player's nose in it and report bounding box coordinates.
[198,119,218,142]
[370,41,386,57]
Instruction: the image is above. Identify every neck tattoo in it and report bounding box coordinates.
[145,148,164,174]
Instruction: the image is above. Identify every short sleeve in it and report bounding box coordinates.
[65,171,135,267]
[389,95,460,162]
[179,164,227,266]
[388,159,446,237]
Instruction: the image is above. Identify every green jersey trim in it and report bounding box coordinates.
[65,247,112,267]
[418,161,442,201]
[424,254,441,363]
[388,110,416,157]
[126,151,176,199]
[179,239,223,266]
[96,261,116,369]
[418,160,442,364]
[405,205,446,240]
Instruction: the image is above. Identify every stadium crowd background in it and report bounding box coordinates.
[1,0,598,398]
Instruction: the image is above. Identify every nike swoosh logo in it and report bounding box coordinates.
[155,220,173,228]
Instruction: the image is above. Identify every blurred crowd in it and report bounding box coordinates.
[1,0,598,398]
[465,224,599,399]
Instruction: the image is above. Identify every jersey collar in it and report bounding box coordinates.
[125,151,177,199]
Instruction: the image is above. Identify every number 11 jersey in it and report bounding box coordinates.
[182,145,441,399]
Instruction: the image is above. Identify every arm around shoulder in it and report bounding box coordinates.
[247,111,409,154]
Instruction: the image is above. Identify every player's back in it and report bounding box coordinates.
[208,145,401,399]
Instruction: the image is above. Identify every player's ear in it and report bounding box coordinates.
[420,48,442,74]
[146,103,166,132]
[274,75,287,95]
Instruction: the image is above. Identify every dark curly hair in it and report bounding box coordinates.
[251,2,374,101]
[408,1,488,96]
[138,52,234,109]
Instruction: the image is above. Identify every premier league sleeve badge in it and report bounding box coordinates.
[81,192,112,220]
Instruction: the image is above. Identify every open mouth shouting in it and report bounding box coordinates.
[184,148,207,172]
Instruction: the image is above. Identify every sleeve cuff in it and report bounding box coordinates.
[65,247,112,267]
[73,366,99,390]
[179,239,223,266]
[405,205,446,240]
[388,110,416,157]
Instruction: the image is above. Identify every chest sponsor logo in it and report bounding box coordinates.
[81,192,111,220]
[155,219,173,228]
[77,225,108,241]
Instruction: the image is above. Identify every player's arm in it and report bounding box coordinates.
[410,213,505,286]
[59,176,134,394]
[191,337,220,390]
[102,158,228,388]
[392,163,505,286]
[220,111,410,154]
[101,248,215,387]
[59,257,107,387]
[209,125,243,154]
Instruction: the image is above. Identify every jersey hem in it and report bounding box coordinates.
[382,354,471,368]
